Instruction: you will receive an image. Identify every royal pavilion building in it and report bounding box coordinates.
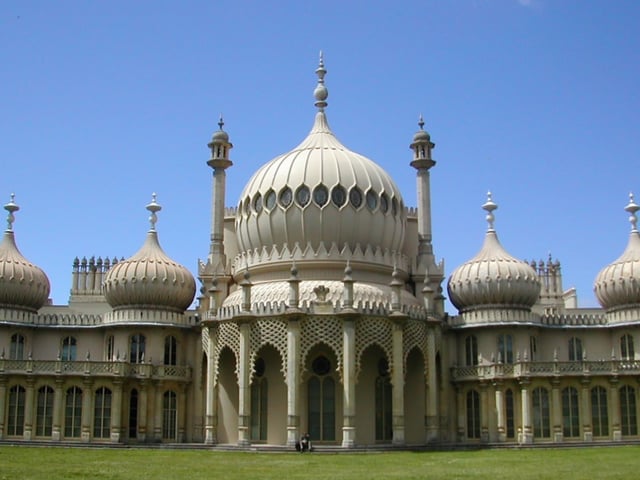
[1,56,639,448]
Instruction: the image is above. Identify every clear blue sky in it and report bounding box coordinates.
[1,0,639,309]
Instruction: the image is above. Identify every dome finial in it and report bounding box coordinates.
[218,114,224,131]
[314,51,328,111]
[146,193,162,231]
[482,191,498,231]
[4,193,19,231]
[625,192,640,233]
[418,114,425,130]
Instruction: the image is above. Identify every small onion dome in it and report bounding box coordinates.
[210,115,230,143]
[447,193,540,312]
[0,194,50,312]
[594,193,640,310]
[411,114,432,144]
[103,194,196,312]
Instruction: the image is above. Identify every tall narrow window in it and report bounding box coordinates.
[375,358,393,442]
[465,336,478,366]
[505,389,515,439]
[94,387,112,438]
[106,335,114,361]
[466,390,481,439]
[497,334,513,364]
[620,385,637,436]
[61,336,77,361]
[307,355,335,441]
[529,336,538,361]
[591,386,609,437]
[36,385,54,437]
[65,386,83,438]
[163,391,177,441]
[568,337,583,361]
[129,389,138,439]
[532,387,550,438]
[7,385,26,436]
[10,333,25,360]
[250,357,268,441]
[130,334,145,364]
[621,334,635,361]
[164,336,177,366]
[562,387,580,438]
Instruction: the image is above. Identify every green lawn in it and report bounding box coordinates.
[0,445,637,479]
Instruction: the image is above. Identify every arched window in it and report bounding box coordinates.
[620,385,637,436]
[105,335,114,361]
[621,334,635,361]
[94,387,112,438]
[7,385,25,436]
[250,357,268,441]
[532,387,550,438]
[497,334,513,364]
[130,334,145,364]
[129,389,138,439]
[529,336,538,361]
[466,390,481,439]
[10,333,25,360]
[65,386,83,438]
[375,358,392,442]
[562,387,580,438]
[61,336,77,361]
[568,337,582,361]
[308,355,335,441]
[164,336,177,366]
[163,391,177,441]
[36,385,54,437]
[591,386,609,437]
[465,336,478,366]
[505,389,515,439]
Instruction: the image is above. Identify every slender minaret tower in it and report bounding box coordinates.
[199,116,233,313]
[410,115,445,314]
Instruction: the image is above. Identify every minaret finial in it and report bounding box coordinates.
[482,191,498,231]
[218,114,224,131]
[418,114,425,130]
[146,193,162,231]
[4,193,19,231]
[314,51,328,111]
[625,192,640,233]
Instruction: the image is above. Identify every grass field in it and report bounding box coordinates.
[0,445,638,479]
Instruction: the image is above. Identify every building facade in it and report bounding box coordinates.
[1,56,639,447]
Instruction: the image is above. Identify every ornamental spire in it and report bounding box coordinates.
[146,193,162,231]
[313,51,328,111]
[4,193,19,231]
[482,191,498,232]
[625,192,640,233]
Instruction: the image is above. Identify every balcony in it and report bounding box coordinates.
[0,358,192,382]
[451,360,640,382]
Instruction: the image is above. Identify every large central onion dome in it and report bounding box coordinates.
[594,194,640,313]
[447,193,540,317]
[235,55,405,266]
[0,194,50,313]
[103,195,196,312]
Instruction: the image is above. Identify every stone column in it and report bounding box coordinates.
[154,381,164,441]
[110,380,123,443]
[81,379,94,442]
[519,379,532,444]
[494,381,505,442]
[52,378,64,441]
[342,317,356,447]
[286,316,301,446]
[425,328,439,442]
[480,382,489,442]
[178,384,187,442]
[456,387,465,442]
[23,378,35,441]
[0,378,6,439]
[237,320,251,446]
[138,381,148,442]
[610,377,621,441]
[581,378,592,442]
[204,325,218,444]
[391,317,405,445]
[551,379,563,442]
